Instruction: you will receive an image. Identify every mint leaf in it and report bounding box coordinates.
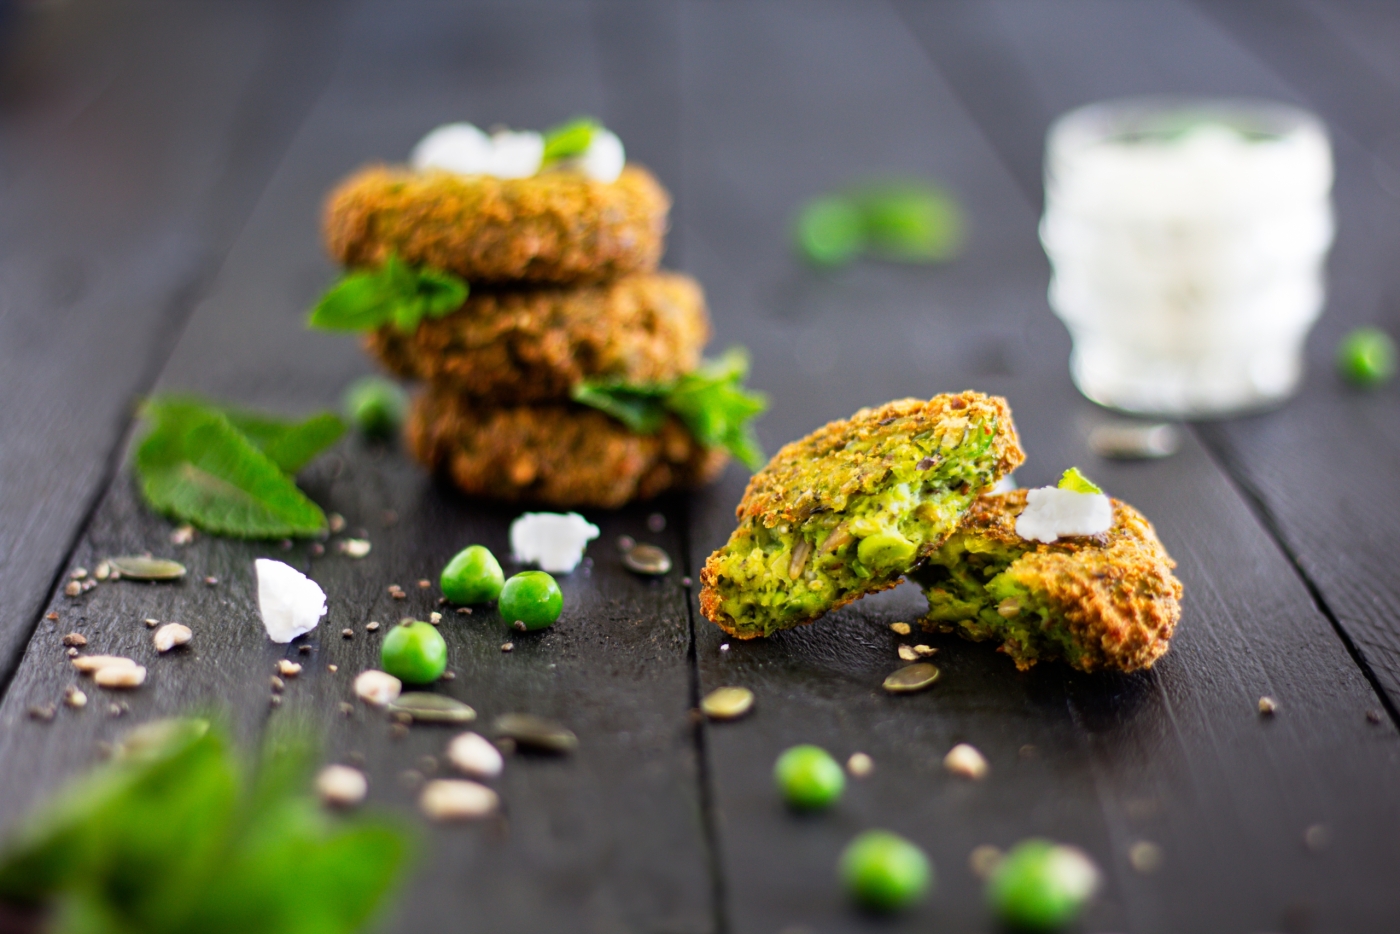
[309,254,468,333]
[793,179,964,268]
[542,117,600,162]
[221,410,345,474]
[135,399,328,538]
[572,348,768,470]
[1058,467,1103,494]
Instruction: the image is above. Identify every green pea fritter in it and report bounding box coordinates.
[699,392,1024,639]
[912,489,1182,673]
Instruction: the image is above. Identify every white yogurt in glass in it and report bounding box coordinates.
[1041,98,1334,417]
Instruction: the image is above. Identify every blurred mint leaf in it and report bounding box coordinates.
[309,253,467,334]
[795,196,864,267]
[572,347,768,470]
[542,116,600,163]
[1058,466,1103,495]
[220,409,345,475]
[134,397,331,538]
[793,179,964,268]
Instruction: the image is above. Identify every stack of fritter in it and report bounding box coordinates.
[317,125,759,508]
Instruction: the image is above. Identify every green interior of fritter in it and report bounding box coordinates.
[911,534,1086,668]
[712,419,1005,637]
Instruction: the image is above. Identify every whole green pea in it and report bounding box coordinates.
[796,196,864,267]
[774,745,845,810]
[440,544,505,604]
[986,839,1100,930]
[839,829,932,912]
[343,376,409,437]
[1337,327,1397,387]
[380,620,447,684]
[498,571,563,631]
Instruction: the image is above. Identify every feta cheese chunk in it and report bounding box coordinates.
[410,122,543,178]
[510,511,600,574]
[255,558,327,643]
[1014,486,1113,544]
[578,128,625,183]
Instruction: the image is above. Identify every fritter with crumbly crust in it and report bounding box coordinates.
[699,392,1025,639]
[912,489,1182,673]
[324,164,669,285]
[365,272,710,402]
[407,388,728,509]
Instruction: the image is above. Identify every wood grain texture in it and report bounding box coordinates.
[683,2,1400,931]
[0,0,347,685]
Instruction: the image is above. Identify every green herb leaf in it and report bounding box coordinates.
[572,348,769,470]
[1058,467,1103,495]
[542,116,600,162]
[221,409,346,474]
[795,196,864,267]
[793,179,964,268]
[309,254,468,334]
[135,398,329,538]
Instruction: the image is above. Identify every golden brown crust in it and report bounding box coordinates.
[735,392,1025,528]
[323,164,670,285]
[941,489,1183,673]
[406,389,728,509]
[364,273,710,402]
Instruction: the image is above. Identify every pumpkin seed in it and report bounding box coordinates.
[388,692,477,724]
[701,685,755,721]
[493,713,577,753]
[623,543,672,576]
[882,663,941,694]
[107,556,186,581]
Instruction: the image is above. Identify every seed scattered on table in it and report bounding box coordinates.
[342,628,354,639]
[366,621,380,632]
[913,645,936,657]
[442,670,456,681]
[94,665,147,689]
[65,647,77,658]
[339,539,371,559]
[494,713,578,753]
[143,618,159,628]
[299,644,312,654]
[500,642,513,652]
[419,779,499,821]
[701,686,755,721]
[969,844,1004,880]
[354,669,402,707]
[1367,709,1383,724]
[327,664,338,672]
[270,676,285,692]
[170,524,195,545]
[882,663,940,694]
[72,655,139,675]
[70,568,88,581]
[944,743,988,780]
[448,732,504,779]
[107,555,186,580]
[719,643,730,652]
[387,692,477,724]
[417,579,431,589]
[61,633,87,647]
[457,607,472,615]
[328,513,346,533]
[277,660,302,678]
[387,584,406,599]
[203,576,218,586]
[897,645,918,662]
[1128,840,1163,873]
[152,623,191,653]
[63,686,86,709]
[1258,695,1278,716]
[63,581,82,597]
[28,704,56,721]
[889,622,911,635]
[846,752,874,778]
[44,612,58,621]
[429,612,442,624]
[623,543,672,576]
[94,562,111,581]
[316,764,367,808]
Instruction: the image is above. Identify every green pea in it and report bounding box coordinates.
[380,620,447,684]
[343,376,409,437]
[1337,327,1396,387]
[986,839,1100,930]
[795,196,864,267]
[498,571,563,631]
[774,745,845,810]
[839,829,932,912]
[856,531,916,569]
[440,545,505,604]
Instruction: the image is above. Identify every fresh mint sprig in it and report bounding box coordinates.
[542,116,601,163]
[134,396,344,538]
[572,348,768,470]
[0,719,410,934]
[309,253,468,333]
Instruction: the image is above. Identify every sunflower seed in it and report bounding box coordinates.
[28,704,56,721]
[700,686,755,721]
[882,663,941,694]
[169,524,195,545]
[63,686,87,709]
[72,655,139,675]
[316,764,367,808]
[1088,422,1180,460]
[448,732,504,778]
[388,693,477,724]
[278,660,302,677]
[623,543,672,576]
[339,539,371,559]
[63,581,82,597]
[152,623,191,653]
[354,669,402,707]
[493,713,578,753]
[846,752,874,777]
[890,622,911,635]
[944,742,988,779]
[107,556,186,581]
[61,633,87,647]
[94,664,147,688]
[898,645,918,662]
[419,779,499,821]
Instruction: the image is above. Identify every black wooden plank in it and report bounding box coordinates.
[0,0,347,685]
[0,2,716,931]
[680,2,1400,932]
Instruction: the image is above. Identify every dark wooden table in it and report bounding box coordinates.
[2,2,1400,931]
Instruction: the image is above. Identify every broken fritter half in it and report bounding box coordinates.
[911,489,1183,673]
[699,392,1025,639]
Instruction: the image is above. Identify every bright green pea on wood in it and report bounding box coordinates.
[986,839,1100,931]
[343,376,409,437]
[839,830,933,912]
[1337,327,1397,388]
[440,545,505,604]
[774,745,845,810]
[380,620,447,684]
[498,570,563,631]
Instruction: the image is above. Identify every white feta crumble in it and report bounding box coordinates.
[1014,487,1113,544]
[410,122,543,178]
[255,558,327,643]
[577,128,625,183]
[510,511,600,574]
